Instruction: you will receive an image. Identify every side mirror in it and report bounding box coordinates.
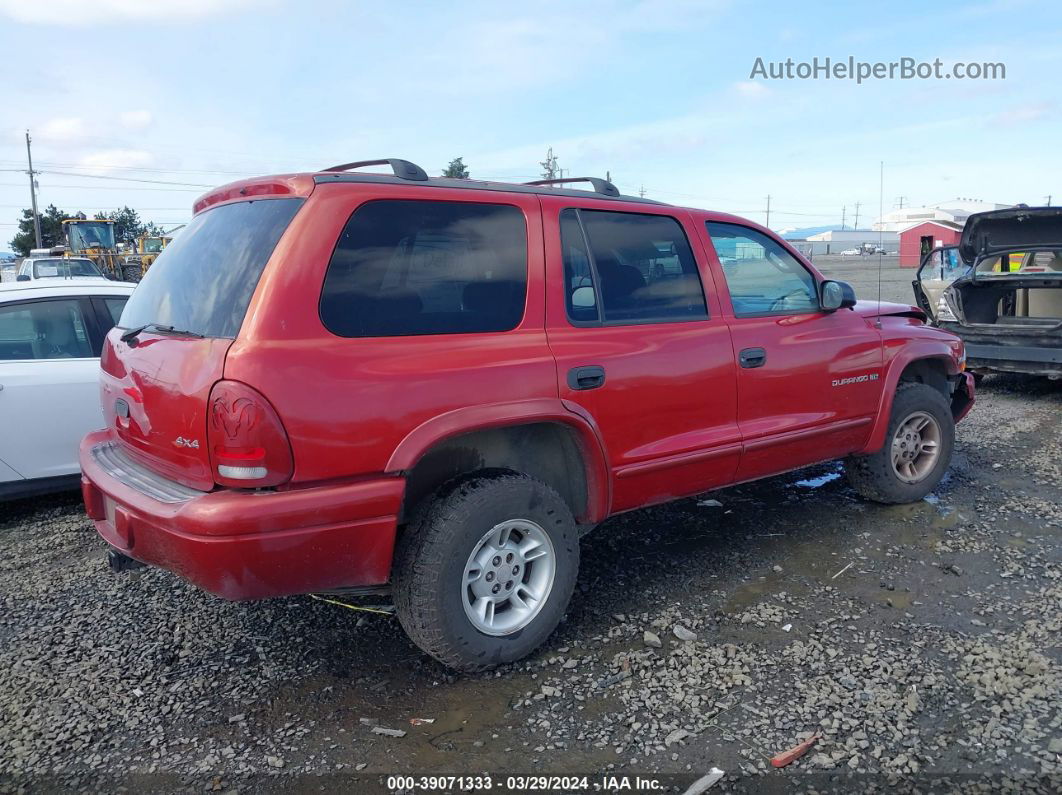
[16,274,30,282]
[820,279,857,311]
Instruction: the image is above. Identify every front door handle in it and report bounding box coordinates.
[568,365,606,391]
[739,347,767,368]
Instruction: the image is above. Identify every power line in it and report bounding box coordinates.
[0,181,203,192]
[41,170,213,188]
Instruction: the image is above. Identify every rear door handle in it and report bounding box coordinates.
[567,365,606,391]
[739,347,767,368]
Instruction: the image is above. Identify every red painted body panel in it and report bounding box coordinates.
[79,172,973,601]
[99,334,230,491]
[80,430,402,599]
[540,197,741,513]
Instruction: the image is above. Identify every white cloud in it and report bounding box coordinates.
[0,0,259,25]
[39,116,87,142]
[733,80,769,97]
[990,101,1054,126]
[76,149,155,175]
[120,110,154,130]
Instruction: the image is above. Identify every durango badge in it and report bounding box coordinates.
[832,373,880,387]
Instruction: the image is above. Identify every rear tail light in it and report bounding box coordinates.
[207,380,293,488]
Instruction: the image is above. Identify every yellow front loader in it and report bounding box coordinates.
[62,219,142,282]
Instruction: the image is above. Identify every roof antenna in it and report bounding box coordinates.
[876,160,884,329]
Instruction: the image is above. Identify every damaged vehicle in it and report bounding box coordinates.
[935,207,1062,378]
[912,244,969,322]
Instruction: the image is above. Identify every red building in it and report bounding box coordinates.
[899,220,964,268]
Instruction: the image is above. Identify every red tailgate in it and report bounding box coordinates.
[99,331,231,491]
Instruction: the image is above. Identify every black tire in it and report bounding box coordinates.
[845,382,955,504]
[121,264,142,282]
[393,471,579,672]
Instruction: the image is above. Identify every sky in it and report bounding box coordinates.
[1,0,1060,247]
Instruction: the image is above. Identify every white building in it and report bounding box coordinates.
[793,229,899,256]
[872,198,1012,232]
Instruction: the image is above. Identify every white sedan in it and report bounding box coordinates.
[0,279,136,500]
[17,256,108,281]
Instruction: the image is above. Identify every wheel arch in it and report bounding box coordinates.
[387,399,611,525]
[859,345,960,455]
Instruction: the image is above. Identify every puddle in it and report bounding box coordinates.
[792,472,842,489]
[923,493,956,517]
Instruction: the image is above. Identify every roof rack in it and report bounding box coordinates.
[523,176,620,198]
[323,158,429,182]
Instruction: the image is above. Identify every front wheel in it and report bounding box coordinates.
[393,472,579,671]
[845,382,955,503]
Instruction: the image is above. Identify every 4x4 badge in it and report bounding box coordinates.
[174,436,200,449]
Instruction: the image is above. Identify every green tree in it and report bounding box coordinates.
[442,157,470,179]
[94,206,146,245]
[9,204,73,256]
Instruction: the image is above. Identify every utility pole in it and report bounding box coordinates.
[765,194,771,228]
[639,185,646,198]
[853,201,861,230]
[895,196,907,209]
[539,147,559,180]
[841,205,846,231]
[1046,195,1053,206]
[25,130,42,249]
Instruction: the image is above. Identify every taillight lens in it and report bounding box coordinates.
[207,380,293,488]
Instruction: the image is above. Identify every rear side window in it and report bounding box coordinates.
[320,200,527,337]
[561,209,707,324]
[0,299,92,360]
[119,198,304,338]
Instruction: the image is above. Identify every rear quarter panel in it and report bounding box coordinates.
[225,183,562,487]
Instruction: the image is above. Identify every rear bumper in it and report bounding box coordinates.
[79,430,404,600]
[965,341,1062,376]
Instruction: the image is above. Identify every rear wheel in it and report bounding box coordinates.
[845,382,955,503]
[393,472,579,671]
[120,263,142,282]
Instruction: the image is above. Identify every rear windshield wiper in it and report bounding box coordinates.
[120,323,204,344]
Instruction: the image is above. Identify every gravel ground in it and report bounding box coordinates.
[2,358,1060,790]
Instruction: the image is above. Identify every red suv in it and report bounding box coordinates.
[80,159,975,670]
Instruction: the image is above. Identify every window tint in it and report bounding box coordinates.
[0,299,92,360]
[560,209,598,322]
[706,222,819,316]
[102,297,128,326]
[569,210,707,324]
[119,198,303,338]
[320,200,527,337]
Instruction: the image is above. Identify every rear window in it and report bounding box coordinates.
[32,258,102,278]
[119,198,303,338]
[320,199,527,337]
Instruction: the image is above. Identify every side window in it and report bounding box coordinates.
[562,209,707,324]
[102,297,129,326]
[320,200,528,337]
[560,209,598,322]
[706,222,819,317]
[0,299,93,361]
